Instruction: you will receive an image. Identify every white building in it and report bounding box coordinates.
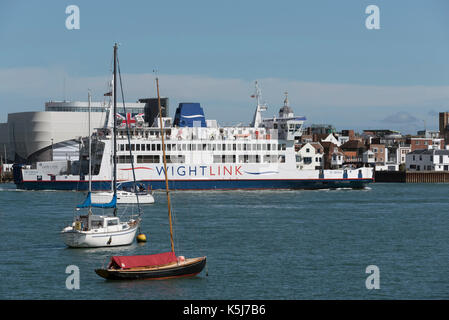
[362,150,375,165]
[1,100,146,163]
[406,149,449,171]
[321,133,340,146]
[398,145,411,164]
[296,142,323,170]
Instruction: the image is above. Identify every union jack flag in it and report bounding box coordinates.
[115,112,145,128]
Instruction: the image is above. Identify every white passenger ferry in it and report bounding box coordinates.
[14,84,373,190]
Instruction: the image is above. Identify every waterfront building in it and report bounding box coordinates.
[320,142,344,169]
[406,149,449,171]
[406,136,444,152]
[369,144,388,171]
[439,112,449,145]
[295,142,323,170]
[340,140,367,165]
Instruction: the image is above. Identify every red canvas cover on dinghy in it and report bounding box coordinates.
[110,252,177,269]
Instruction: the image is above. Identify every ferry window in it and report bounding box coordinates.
[244,155,249,163]
[256,155,260,163]
[117,155,133,163]
[167,144,171,151]
[182,144,187,151]
[131,144,135,151]
[222,155,226,163]
[136,144,140,151]
[267,144,271,151]
[237,144,241,151]
[192,144,196,151]
[279,155,286,163]
[151,144,155,151]
[137,155,160,163]
[222,144,226,151]
[233,155,236,163]
[233,144,236,151]
[217,144,221,151]
[282,144,286,150]
[207,144,212,151]
[213,155,222,163]
[126,144,130,151]
[157,144,161,151]
[141,144,145,151]
[262,144,266,151]
[203,144,207,151]
[257,144,261,151]
[147,144,151,151]
[177,144,181,151]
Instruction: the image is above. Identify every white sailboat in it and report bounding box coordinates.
[91,183,155,205]
[61,44,141,248]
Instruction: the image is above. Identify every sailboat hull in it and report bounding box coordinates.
[61,224,139,248]
[95,256,207,280]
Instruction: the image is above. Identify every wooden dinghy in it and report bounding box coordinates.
[95,251,206,280]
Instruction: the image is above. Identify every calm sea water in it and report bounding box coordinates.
[1,182,449,300]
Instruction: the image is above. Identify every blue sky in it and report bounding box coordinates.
[1,0,449,134]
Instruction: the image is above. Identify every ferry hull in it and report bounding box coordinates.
[16,178,373,191]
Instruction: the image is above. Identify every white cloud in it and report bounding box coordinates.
[1,67,449,125]
[2,67,449,105]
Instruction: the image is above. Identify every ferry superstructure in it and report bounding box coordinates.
[14,84,373,190]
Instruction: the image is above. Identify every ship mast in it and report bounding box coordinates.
[156,75,175,253]
[250,81,267,128]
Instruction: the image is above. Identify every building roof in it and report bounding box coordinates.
[340,140,366,151]
[297,142,323,153]
[408,149,449,155]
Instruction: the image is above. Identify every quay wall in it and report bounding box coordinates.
[375,171,449,183]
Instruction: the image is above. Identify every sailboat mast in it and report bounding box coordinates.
[156,77,175,253]
[88,90,92,193]
[113,43,118,216]
[88,90,92,229]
